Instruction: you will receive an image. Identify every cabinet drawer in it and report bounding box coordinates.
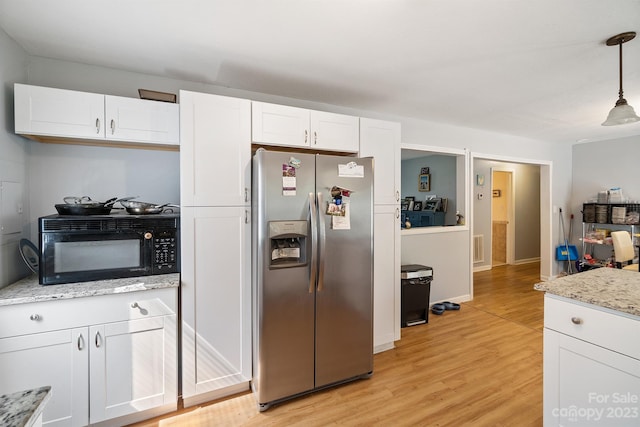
[544,295,640,359]
[0,288,177,338]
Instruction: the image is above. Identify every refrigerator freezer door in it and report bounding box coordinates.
[253,150,317,404]
[314,155,374,387]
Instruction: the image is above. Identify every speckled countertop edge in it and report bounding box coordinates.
[0,273,179,307]
[534,268,640,317]
[0,386,51,427]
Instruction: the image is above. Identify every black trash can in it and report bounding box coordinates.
[401,264,433,327]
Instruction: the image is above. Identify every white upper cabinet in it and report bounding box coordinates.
[309,110,360,152]
[14,83,179,147]
[180,91,252,207]
[15,83,105,140]
[104,95,179,145]
[252,101,359,152]
[359,118,401,205]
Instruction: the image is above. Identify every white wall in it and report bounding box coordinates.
[0,29,30,287]
[571,135,640,248]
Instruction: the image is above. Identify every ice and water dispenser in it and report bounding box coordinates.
[268,220,308,268]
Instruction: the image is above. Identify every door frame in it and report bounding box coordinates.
[470,152,552,294]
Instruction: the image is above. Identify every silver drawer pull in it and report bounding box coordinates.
[77,334,85,351]
[29,314,41,321]
[131,302,148,315]
[571,317,583,325]
[95,331,102,348]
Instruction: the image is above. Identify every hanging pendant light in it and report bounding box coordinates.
[602,32,639,126]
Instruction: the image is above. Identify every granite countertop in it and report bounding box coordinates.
[534,268,640,317]
[0,386,51,427]
[0,273,180,307]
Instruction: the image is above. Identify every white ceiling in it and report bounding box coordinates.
[1,0,640,145]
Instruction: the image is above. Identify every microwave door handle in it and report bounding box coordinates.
[317,191,326,293]
[308,192,318,294]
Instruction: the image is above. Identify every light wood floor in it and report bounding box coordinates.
[131,262,543,427]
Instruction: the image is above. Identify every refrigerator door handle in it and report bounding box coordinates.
[309,192,318,294]
[317,191,326,292]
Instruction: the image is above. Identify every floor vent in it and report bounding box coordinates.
[473,235,484,263]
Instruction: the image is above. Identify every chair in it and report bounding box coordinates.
[611,231,638,271]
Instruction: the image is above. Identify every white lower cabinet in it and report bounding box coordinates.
[180,206,252,405]
[0,328,88,426]
[544,295,640,426]
[0,288,177,427]
[89,316,177,424]
[373,204,401,353]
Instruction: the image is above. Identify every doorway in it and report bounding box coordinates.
[472,155,550,291]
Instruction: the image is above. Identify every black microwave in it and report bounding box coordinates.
[38,213,180,285]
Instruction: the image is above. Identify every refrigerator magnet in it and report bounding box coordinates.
[288,157,301,168]
[326,201,345,216]
[338,162,364,178]
[332,202,351,230]
[282,164,296,196]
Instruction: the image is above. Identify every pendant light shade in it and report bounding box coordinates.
[602,32,640,126]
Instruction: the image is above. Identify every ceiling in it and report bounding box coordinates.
[1,0,640,145]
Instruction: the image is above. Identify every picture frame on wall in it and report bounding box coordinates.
[420,167,430,175]
[419,174,430,192]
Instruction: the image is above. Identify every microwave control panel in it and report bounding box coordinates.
[153,230,178,272]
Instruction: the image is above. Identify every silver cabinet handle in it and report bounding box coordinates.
[571,317,583,325]
[314,131,317,145]
[304,130,308,143]
[396,190,400,202]
[96,118,100,134]
[29,314,40,321]
[110,119,115,135]
[77,333,85,351]
[95,331,102,348]
[245,209,249,224]
[396,208,400,218]
[245,188,249,203]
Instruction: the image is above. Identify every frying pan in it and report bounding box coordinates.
[55,197,119,215]
[118,200,179,215]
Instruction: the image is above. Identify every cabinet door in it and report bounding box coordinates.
[105,95,179,145]
[251,101,310,148]
[309,111,359,152]
[180,91,251,207]
[0,328,89,427]
[359,118,401,205]
[14,83,104,140]
[89,315,177,423]
[373,205,401,352]
[181,206,251,402]
[544,329,640,427]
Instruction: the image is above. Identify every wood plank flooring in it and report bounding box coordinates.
[130,262,543,427]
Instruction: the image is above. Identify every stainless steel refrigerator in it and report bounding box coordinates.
[252,148,374,411]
